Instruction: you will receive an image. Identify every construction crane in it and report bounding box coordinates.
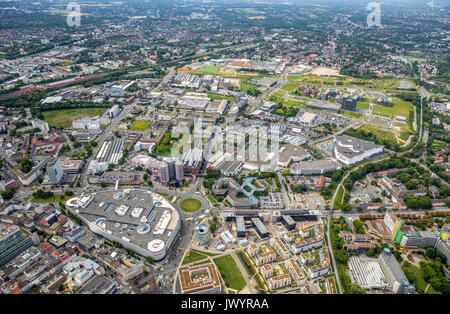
[302,192,321,203]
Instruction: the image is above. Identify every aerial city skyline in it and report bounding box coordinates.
[0,0,448,303]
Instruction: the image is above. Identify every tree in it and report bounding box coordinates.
[209,223,217,233]
[334,249,349,264]
[352,219,365,234]
[1,188,15,200]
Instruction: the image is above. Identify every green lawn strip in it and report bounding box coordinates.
[190,249,218,257]
[334,186,344,208]
[207,93,234,102]
[182,249,209,265]
[31,194,71,203]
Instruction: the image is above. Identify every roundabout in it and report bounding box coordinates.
[179,198,202,213]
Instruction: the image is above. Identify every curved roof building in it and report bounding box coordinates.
[65,189,180,261]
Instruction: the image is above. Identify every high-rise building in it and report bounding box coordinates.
[159,162,169,184]
[194,224,210,246]
[175,160,184,181]
[46,158,64,185]
[378,248,415,294]
[167,158,176,180]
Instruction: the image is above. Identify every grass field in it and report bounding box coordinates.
[372,100,414,118]
[213,255,247,291]
[357,124,399,145]
[280,83,300,92]
[129,120,152,131]
[271,91,286,97]
[182,249,209,265]
[342,110,363,119]
[179,198,202,212]
[268,95,306,108]
[43,107,107,128]
[356,101,370,110]
[198,66,220,73]
[240,78,260,93]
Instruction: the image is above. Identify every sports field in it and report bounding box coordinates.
[42,107,107,128]
[198,66,220,73]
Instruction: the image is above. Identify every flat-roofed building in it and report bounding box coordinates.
[378,248,414,294]
[290,159,341,175]
[285,258,305,285]
[247,243,258,257]
[236,216,246,238]
[281,215,296,231]
[299,112,317,126]
[252,218,269,238]
[260,263,273,279]
[348,256,389,290]
[277,145,310,167]
[178,262,222,294]
[270,237,290,260]
[268,274,291,290]
[0,223,34,267]
[334,135,384,166]
[255,251,276,266]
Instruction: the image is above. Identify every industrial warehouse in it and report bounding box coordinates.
[65,189,181,261]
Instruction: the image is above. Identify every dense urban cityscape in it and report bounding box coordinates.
[0,0,449,300]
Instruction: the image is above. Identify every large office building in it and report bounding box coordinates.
[400,230,438,248]
[252,218,269,239]
[131,155,184,184]
[0,224,35,267]
[378,248,415,294]
[65,189,181,261]
[348,256,390,290]
[289,159,341,175]
[178,262,222,294]
[333,135,384,166]
[281,215,296,231]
